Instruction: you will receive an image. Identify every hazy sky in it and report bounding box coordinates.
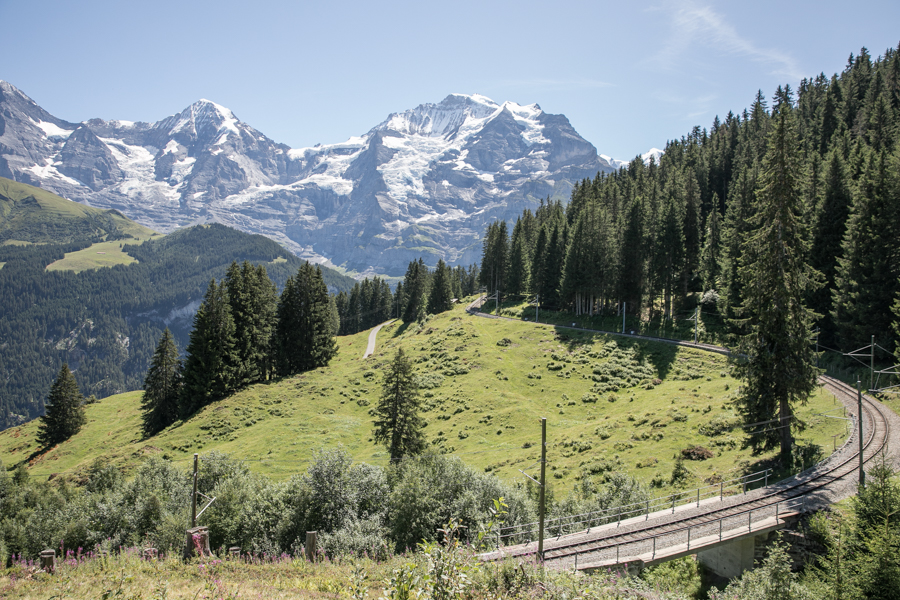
[2,0,897,160]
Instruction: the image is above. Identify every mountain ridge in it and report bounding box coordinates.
[0,82,660,276]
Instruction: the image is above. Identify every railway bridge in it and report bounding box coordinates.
[468,299,898,578]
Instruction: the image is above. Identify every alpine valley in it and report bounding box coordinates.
[0,81,659,275]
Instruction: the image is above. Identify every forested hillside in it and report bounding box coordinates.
[484,45,900,364]
[0,221,355,430]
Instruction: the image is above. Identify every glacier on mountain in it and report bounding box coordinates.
[0,82,659,276]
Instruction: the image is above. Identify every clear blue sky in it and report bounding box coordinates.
[1,0,897,161]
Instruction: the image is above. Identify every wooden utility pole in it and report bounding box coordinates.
[537,417,547,561]
[857,380,865,487]
[191,453,199,528]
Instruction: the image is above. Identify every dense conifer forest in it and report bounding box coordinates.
[0,224,354,430]
[482,45,900,369]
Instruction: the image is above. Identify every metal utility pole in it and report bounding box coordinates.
[870,335,875,391]
[694,306,699,344]
[857,380,865,487]
[621,302,626,334]
[537,417,547,561]
[535,294,539,323]
[191,453,199,528]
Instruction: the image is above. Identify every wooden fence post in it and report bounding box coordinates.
[305,531,317,562]
[40,549,55,574]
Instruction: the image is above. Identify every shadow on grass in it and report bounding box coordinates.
[549,324,680,381]
[390,321,412,338]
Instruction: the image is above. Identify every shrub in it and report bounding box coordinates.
[681,446,714,461]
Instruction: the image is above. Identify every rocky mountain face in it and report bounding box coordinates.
[0,82,618,275]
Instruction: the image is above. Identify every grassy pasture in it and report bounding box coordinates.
[0,301,845,493]
[45,239,143,272]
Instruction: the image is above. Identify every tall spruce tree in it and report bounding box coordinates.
[372,348,426,462]
[37,364,86,448]
[275,263,337,375]
[808,149,851,345]
[427,259,453,315]
[479,221,509,296]
[141,328,182,436]
[506,218,530,296]
[180,279,237,416]
[402,259,427,323]
[699,201,723,292]
[832,148,900,352]
[734,90,821,457]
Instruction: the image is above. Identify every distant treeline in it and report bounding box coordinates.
[0,224,354,430]
[335,261,479,335]
[481,44,900,360]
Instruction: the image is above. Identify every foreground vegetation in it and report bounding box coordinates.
[2,461,898,599]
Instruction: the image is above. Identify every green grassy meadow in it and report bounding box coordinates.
[0,301,846,493]
[45,230,159,272]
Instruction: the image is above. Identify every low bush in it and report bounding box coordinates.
[680,445,714,461]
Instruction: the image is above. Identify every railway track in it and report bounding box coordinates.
[467,302,894,567]
[518,376,889,567]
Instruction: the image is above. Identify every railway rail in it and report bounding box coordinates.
[467,299,894,568]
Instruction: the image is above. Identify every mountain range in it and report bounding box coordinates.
[0,81,659,276]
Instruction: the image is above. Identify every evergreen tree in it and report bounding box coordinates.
[832,148,900,352]
[180,279,237,416]
[372,348,426,462]
[536,223,565,309]
[37,363,86,448]
[479,221,509,296]
[224,261,277,386]
[681,173,702,296]
[275,263,337,375]
[734,91,821,458]
[698,200,722,292]
[617,196,645,316]
[652,179,685,319]
[402,259,427,323]
[808,150,851,344]
[140,328,182,436]
[427,259,453,315]
[506,218,530,295]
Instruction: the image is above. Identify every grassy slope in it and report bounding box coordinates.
[46,234,160,272]
[0,177,157,245]
[0,301,845,491]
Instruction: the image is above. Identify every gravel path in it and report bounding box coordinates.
[362,319,396,359]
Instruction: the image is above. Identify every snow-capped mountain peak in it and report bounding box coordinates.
[154,99,243,145]
[600,148,665,170]
[0,83,618,276]
[373,93,500,137]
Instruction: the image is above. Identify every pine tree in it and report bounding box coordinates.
[274,263,337,375]
[141,328,182,436]
[832,148,900,352]
[808,150,851,345]
[427,259,453,315]
[617,196,645,316]
[180,279,237,416]
[37,363,86,448]
[734,90,821,458]
[402,259,427,323]
[372,348,426,462]
[652,178,685,319]
[698,200,722,292]
[479,221,509,296]
[506,218,530,295]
